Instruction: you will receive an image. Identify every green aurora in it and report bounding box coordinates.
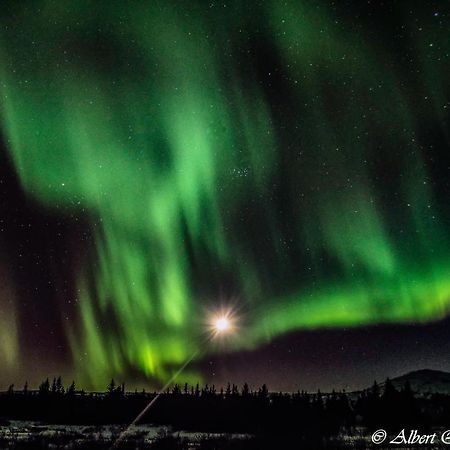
[0,1,448,387]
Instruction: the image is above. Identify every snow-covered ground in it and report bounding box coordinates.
[0,420,251,448]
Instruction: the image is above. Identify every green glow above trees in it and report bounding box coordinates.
[0,1,448,388]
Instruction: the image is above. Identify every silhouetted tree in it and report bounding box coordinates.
[56,376,64,394]
[39,378,50,396]
[107,379,116,395]
[383,378,397,400]
[258,384,269,399]
[67,381,76,396]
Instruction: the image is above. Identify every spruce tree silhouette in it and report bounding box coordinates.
[107,378,116,395]
[67,381,76,396]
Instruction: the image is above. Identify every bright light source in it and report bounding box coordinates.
[207,305,238,338]
[208,309,236,337]
[214,317,230,333]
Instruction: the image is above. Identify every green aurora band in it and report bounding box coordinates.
[0,1,448,387]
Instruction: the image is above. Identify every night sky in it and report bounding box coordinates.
[0,0,448,392]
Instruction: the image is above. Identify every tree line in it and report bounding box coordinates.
[4,378,270,399]
[1,376,449,436]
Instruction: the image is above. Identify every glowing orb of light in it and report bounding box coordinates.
[214,317,231,333]
[209,309,236,337]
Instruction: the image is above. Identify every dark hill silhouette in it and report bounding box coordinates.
[385,369,450,394]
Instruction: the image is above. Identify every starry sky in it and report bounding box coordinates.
[0,0,448,392]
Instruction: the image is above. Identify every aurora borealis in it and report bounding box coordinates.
[0,0,448,390]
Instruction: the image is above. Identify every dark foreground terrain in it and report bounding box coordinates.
[2,371,450,448]
[3,422,450,450]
